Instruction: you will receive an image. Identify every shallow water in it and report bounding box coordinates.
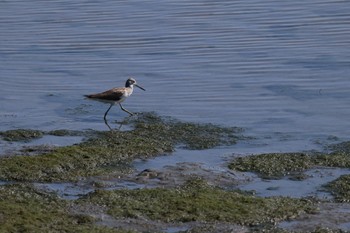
[238,168,350,198]
[34,182,94,200]
[1,0,350,150]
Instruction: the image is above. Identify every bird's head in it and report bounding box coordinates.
[126,78,145,91]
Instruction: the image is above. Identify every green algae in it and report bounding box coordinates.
[323,140,350,207]
[0,113,243,182]
[229,152,350,179]
[47,129,85,137]
[78,178,314,226]
[326,140,350,154]
[0,128,87,142]
[326,174,350,202]
[0,129,43,142]
[0,179,316,233]
[125,112,243,150]
[0,184,129,233]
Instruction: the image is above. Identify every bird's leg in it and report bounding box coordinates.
[104,104,113,121]
[104,118,113,131]
[119,103,134,116]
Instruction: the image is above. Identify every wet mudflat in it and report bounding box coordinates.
[1,113,350,232]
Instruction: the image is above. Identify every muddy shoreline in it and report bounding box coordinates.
[1,113,350,232]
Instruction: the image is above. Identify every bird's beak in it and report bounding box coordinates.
[135,84,145,91]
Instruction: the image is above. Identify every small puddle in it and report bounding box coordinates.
[238,168,350,199]
[132,147,249,188]
[103,180,147,190]
[33,179,147,200]
[34,182,94,200]
[133,147,235,171]
[164,226,190,233]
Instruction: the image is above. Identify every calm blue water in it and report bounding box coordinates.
[1,0,350,152]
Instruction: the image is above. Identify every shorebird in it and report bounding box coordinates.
[85,78,145,121]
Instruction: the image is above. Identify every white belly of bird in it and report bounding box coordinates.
[117,88,133,103]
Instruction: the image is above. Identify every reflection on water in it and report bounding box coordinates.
[1,0,350,151]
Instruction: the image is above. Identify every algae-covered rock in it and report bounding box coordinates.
[229,153,314,179]
[0,129,43,142]
[229,152,350,179]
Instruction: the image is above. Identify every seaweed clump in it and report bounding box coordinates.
[326,175,350,202]
[126,112,243,150]
[229,152,350,179]
[0,129,43,142]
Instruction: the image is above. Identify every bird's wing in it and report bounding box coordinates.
[85,87,125,101]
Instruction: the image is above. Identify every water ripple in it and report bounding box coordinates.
[0,0,349,144]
